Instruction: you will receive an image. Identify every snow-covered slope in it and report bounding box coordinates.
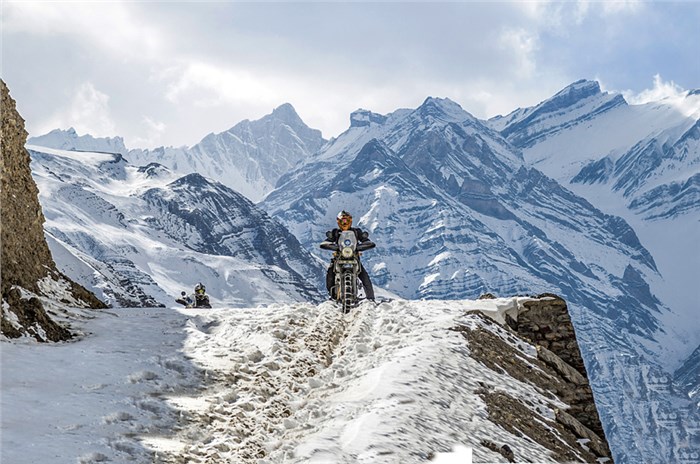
[494,80,700,218]
[484,81,700,463]
[1,297,612,464]
[488,79,700,373]
[28,144,325,307]
[675,343,700,401]
[28,127,129,155]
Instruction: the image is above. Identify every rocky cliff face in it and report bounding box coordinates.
[460,293,613,461]
[1,80,105,342]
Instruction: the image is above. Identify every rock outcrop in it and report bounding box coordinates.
[456,293,613,462]
[1,80,105,342]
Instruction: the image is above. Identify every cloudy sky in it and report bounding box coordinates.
[2,1,698,149]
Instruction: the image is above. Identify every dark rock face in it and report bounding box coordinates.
[1,81,55,297]
[674,344,700,399]
[350,109,388,127]
[0,80,105,342]
[499,80,627,148]
[629,172,700,220]
[140,173,325,303]
[516,296,608,442]
[455,294,613,461]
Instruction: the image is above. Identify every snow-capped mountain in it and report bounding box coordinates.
[139,172,322,300]
[125,103,326,202]
[490,80,700,221]
[262,96,697,463]
[28,127,129,155]
[28,144,325,308]
[28,104,326,203]
[488,80,700,435]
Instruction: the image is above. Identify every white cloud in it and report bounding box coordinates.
[49,82,117,137]
[161,61,281,108]
[20,82,116,138]
[499,28,539,78]
[132,116,167,149]
[517,0,644,31]
[621,75,698,118]
[623,74,687,104]
[5,1,694,147]
[3,2,163,60]
[599,0,644,16]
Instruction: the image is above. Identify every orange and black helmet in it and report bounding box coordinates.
[337,210,352,231]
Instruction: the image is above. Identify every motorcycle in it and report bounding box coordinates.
[320,230,375,313]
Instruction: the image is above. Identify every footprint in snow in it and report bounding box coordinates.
[82,383,107,392]
[128,370,160,383]
[79,452,110,463]
[103,411,136,424]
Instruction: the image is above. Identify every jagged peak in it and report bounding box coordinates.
[27,127,128,153]
[268,103,315,131]
[271,102,300,121]
[171,172,210,188]
[217,102,320,141]
[356,138,391,159]
[543,79,626,110]
[41,126,124,143]
[558,79,601,94]
[416,96,471,123]
[42,127,78,137]
[421,96,461,109]
[544,80,603,106]
[350,108,388,128]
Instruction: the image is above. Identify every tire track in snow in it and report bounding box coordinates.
[160,302,362,463]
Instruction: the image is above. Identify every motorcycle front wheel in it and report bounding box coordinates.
[341,271,355,314]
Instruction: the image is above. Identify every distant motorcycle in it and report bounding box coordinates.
[320,230,375,313]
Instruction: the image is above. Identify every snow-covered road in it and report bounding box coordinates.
[2,298,580,463]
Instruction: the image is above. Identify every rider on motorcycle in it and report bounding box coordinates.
[193,283,211,308]
[324,210,376,301]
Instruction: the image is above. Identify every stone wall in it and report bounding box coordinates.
[1,79,105,341]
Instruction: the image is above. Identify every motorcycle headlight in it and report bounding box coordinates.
[341,247,354,258]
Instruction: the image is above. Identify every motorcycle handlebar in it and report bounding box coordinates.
[357,241,376,251]
[320,240,376,252]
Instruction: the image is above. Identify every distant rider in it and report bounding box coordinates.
[324,210,376,301]
[192,283,211,308]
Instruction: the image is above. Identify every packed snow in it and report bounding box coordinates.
[1,297,588,464]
